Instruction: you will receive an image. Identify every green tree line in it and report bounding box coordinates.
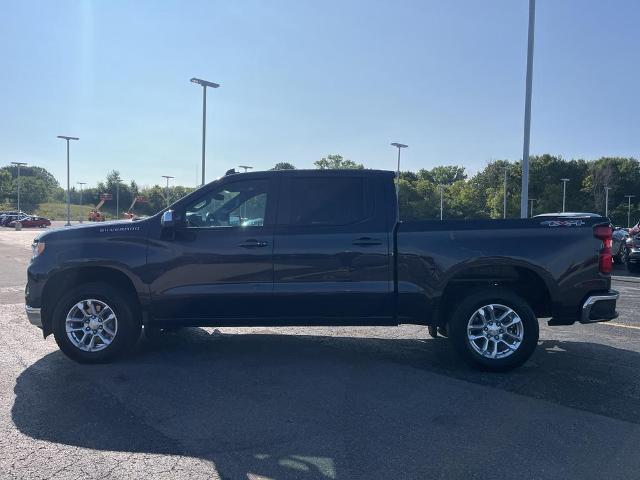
[2,154,640,225]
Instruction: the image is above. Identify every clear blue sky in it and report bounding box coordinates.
[1,0,638,188]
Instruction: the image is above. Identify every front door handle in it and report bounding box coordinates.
[238,239,268,248]
[352,237,383,246]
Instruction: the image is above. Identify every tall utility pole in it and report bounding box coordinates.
[161,175,174,207]
[529,198,537,217]
[604,186,612,218]
[439,185,445,220]
[57,136,79,226]
[190,77,220,186]
[390,143,408,220]
[10,162,27,214]
[503,168,508,219]
[520,0,536,218]
[625,195,635,228]
[560,178,570,212]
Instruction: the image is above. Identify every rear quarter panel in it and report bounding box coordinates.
[396,218,610,323]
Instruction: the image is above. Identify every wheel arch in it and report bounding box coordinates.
[41,266,142,337]
[434,260,554,326]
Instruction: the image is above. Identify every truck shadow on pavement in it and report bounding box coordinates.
[12,329,640,479]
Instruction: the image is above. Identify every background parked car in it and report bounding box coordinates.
[0,213,29,226]
[622,233,640,272]
[613,227,629,264]
[8,215,51,228]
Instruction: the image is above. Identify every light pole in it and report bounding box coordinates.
[439,184,445,220]
[115,181,121,219]
[560,178,570,212]
[77,182,86,206]
[391,143,408,220]
[238,165,253,173]
[77,182,86,223]
[520,0,536,218]
[57,135,79,226]
[190,77,220,186]
[625,195,635,228]
[161,175,174,207]
[10,162,27,214]
[604,186,611,218]
[529,198,537,217]
[503,168,508,219]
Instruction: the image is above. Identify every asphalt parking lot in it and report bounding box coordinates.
[1,227,640,479]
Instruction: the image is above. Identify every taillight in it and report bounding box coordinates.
[594,224,613,274]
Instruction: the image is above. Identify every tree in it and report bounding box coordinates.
[0,169,11,203]
[0,164,60,206]
[271,162,296,170]
[314,154,363,170]
[419,165,466,185]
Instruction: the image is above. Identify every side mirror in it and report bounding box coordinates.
[161,210,175,229]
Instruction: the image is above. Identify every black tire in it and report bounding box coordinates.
[52,282,141,363]
[627,261,640,273]
[427,325,439,338]
[448,288,539,372]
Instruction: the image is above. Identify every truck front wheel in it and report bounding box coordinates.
[448,288,539,372]
[52,282,141,363]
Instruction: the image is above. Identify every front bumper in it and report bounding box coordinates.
[25,305,42,328]
[627,250,640,263]
[580,290,619,324]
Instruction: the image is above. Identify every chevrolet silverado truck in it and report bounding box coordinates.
[25,169,619,370]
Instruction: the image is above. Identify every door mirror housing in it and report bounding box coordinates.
[161,210,175,229]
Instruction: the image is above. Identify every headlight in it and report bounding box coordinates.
[31,241,45,259]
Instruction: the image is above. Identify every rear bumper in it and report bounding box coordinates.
[580,290,619,324]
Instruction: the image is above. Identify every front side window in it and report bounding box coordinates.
[185,179,268,228]
[288,177,371,226]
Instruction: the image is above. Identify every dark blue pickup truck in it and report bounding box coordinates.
[25,169,618,370]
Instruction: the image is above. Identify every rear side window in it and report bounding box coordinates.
[288,177,371,226]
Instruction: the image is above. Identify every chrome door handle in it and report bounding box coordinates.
[238,239,268,248]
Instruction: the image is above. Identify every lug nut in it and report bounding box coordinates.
[499,329,504,333]
[494,335,499,340]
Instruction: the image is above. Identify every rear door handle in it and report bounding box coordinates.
[238,239,268,248]
[352,237,383,246]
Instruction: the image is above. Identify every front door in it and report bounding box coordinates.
[148,176,276,323]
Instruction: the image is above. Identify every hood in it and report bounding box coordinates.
[36,218,153,243]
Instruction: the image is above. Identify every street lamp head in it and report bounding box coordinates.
[561,178,570,182]
[391,143,408,149]
[161,175,175,179]
[57,135,79,141]
[11,162,27,166]
[238,165,253,172]
[190,77,220,88]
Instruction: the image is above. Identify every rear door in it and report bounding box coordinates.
[272,173,393,323]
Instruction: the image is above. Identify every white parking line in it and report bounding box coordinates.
[600,322,640,331]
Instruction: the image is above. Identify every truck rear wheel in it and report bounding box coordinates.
[52,282,141,363]
[448,288,539,372]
